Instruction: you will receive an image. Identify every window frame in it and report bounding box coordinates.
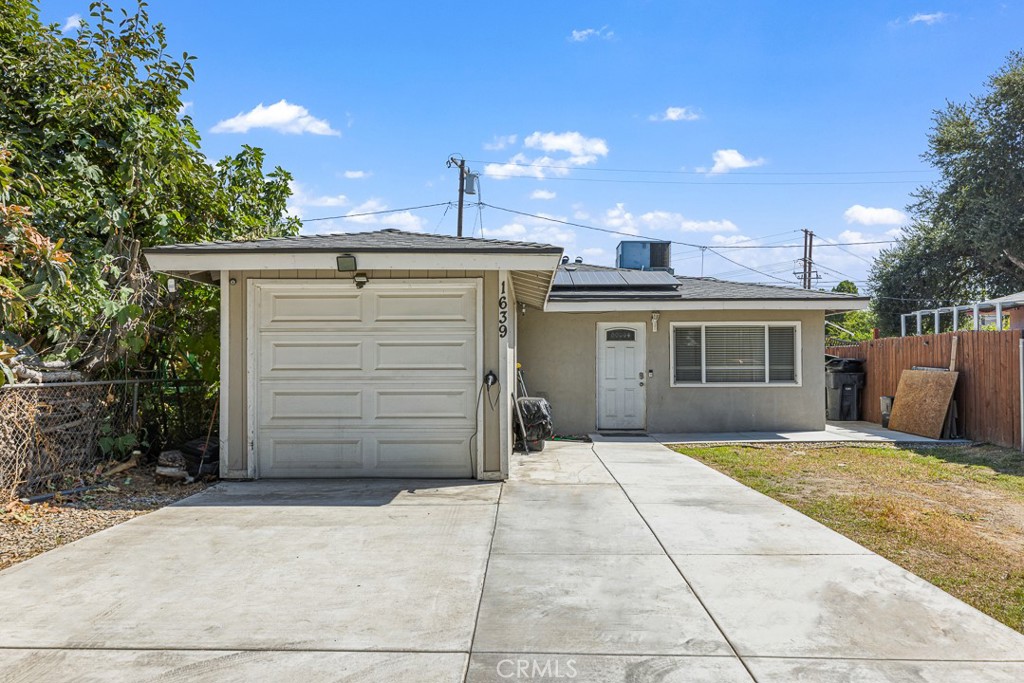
[669,321,802,388]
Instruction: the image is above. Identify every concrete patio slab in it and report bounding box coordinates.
[2,439,1021,681]
[509,442,615,484]
[466,653,753,682]
[744,657,1024,683]
[638,502,873,555]
[492,483,662,555]
[0,482,496,652]
[0,650,469,683]
[472,553,734,656]
[672,553,1024,660]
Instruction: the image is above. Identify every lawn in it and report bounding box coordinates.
[674,442,1024,633]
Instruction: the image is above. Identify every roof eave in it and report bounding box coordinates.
[544,297,870,312]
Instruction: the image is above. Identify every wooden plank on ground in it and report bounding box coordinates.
[888,369,959,439]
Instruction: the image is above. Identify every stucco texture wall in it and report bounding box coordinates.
[517,308,827,435]
[225,269,504,478]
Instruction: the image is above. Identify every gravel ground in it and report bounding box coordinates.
[0,467,209,571]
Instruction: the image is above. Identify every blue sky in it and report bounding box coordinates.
[44,1,1024,288]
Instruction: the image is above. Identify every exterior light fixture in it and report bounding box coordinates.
[651,311,661,332]
[337,254,357,272]
[353,273,369,289]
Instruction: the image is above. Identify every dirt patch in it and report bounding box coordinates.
[0,467,209,571]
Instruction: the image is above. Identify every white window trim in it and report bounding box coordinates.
[669,321,802,388]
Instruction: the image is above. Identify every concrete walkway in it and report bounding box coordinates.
[0,441,1022,681]
[646,419,960,445]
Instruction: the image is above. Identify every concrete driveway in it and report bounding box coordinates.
[1,440,1022,682]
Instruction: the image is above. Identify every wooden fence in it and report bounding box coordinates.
[830,331,1024,449]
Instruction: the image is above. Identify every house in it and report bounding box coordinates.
[145,229,868,481]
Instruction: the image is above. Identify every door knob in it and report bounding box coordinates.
[639,381,645,386]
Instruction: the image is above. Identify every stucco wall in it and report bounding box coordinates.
[224,269,505,478]
[517,308,827,435]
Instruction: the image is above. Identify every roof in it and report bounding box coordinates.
[548,263,867,303]
[146,228,562,255]
[981,291,1024,307]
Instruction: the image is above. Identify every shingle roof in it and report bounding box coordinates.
[549,264,867,302]
[146,229,563,255]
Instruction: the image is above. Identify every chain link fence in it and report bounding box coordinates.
[0,380,212,500]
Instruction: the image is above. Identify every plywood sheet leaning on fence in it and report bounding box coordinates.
[888,369,959,439]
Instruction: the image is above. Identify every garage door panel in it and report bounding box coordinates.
[374,339,474,372]
[261,337,363,375]
[259,433,363,478]
[371,291,474,323]
[374,388,474,421]
[260,291,363,327]
[261,387,363,425]
[371,435,474,477]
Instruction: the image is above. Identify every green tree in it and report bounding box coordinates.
[826,281,876,342]
[870,52,1024,334]
[0,1,299,379]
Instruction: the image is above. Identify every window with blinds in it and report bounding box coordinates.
[671,323,799,385]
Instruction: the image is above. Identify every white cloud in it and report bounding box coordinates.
[601,203,738,236]
[211,99,340,136]
[484,132,609,180]
[843,204,907,226]
[530,189,557,200]
[568,26,614,42]
[484,213,576,247]
[342,199,426,233]
[639,210,738,233]
[908,12,948,25]
[483,134,518,151]
[61,14,82,33]
[708,149,765,174]
[649,106,701,122]
[177,101,193,117]
[581,247,606,258]
[525,131,608,158]
[343,170,370,179]
[286,181,349,220]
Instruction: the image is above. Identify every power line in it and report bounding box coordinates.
[302,202,455,223]
[705,249,795,284]
[468,159,936,177]
[483,174,925,187]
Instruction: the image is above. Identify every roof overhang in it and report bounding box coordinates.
[144,249,563,309]
[544,297,870,313]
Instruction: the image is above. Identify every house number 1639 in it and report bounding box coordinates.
[498,281,508,338]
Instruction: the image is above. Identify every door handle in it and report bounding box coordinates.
[639,381,645,386]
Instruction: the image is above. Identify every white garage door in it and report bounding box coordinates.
[251,280,479,478]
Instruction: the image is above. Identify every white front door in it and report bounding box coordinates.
[597,323,647,430]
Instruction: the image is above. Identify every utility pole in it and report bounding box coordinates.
[447,155,468,237]
[797,228,817,289]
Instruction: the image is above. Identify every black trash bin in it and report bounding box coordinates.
[825,358,866,421]
[514,397,553,452]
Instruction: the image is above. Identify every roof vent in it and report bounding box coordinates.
[561,255,569,264]
[574,256,583,264]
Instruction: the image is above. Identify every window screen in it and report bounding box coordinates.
[705,326,765,383]
[606,328,636,342]
[768,326,797,382]
[673,327,702,383]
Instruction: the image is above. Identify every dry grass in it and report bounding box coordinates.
[675,442,1024,633]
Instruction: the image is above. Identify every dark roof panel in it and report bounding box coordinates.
[147,228,562,255]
